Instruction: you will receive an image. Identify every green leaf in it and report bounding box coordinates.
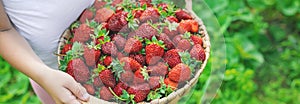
[0,63,11,88]
[147,91,162,101]
[0,93,14,102]
[9,71,29,95]
[247,0,268,10]
[276,0,300,16]
[204,0,228,12]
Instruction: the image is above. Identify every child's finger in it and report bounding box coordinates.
[66,82,90,101]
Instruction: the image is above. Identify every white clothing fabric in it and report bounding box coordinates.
[3,0,94,69]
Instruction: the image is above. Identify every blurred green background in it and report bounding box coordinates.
[1,0,300,104]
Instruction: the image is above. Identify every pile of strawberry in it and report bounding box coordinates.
[59,0,206,103]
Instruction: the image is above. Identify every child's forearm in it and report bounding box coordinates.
[0,29,51,83]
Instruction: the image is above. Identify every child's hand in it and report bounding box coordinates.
[39,69,90,104]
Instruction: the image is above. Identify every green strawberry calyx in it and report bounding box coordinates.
[140,66,150,81]
[165,20,179,31]
[183,32,192,39]
[109,59,125,82]
[126,11,139,30]
[70,21,80,30]
[94,64,107,73]
[145,36,166,49]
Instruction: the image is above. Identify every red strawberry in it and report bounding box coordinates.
[191,35,203,46]
[101,42,117,56]
[145,35,165,66]
[158,33,175,50]
[113,82,129,96]
[117,52,125,60]
[94,0,106,10]
[163,49,182,68]
[73,24,93,43]
[177,39,191,51]
[178,20,199,34]
[100,22,109,30]
[148,62,168,77]
[175,9,193,21]
[66,58,90,83]
[100,86,114,101]
[129,54,145,66]
[172,35,183,45]
[132,10,143,18]
[103,56,112,66]
[128,31,137,39]
[168,63,191,83]
[139,7,160,23]
[148,76,161,90]
[135,23,159,39]
[112,34,126,50]
[94,35,104,45]
[133,69,148,84]
[108,11,128,32]
[145,44,164,65]
[61,44,72,54]
[83,84,95,95]
[166,16,179,23]
[70,38,75,43]
[157,3,168,11]
[120,71,134,83]
[124,38,143,54]
[190,44,206,62]
[163,27,179,39]
[99,69,116,88]
[164,78,178,90]
[139,0,153,7]
[96,59,104,66]
[93,77,104,88]
[120,57,142,72]
[95,8,114,23]
[115,6,124,13]
[127,83,150,102]
[84,47,101,67]
[80,9,94,23]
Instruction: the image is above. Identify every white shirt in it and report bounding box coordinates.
[3,0,94,69]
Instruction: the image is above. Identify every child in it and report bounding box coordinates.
[0,0,94,104]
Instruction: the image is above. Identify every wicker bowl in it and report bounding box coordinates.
[57,2,210,104]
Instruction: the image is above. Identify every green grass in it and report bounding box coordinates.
[1,0,300,104]
[0,58,40,104]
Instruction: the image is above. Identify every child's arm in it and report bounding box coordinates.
[0,1,89,104]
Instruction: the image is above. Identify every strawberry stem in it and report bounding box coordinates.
[108,87,126,101]
[108,87,136,104]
